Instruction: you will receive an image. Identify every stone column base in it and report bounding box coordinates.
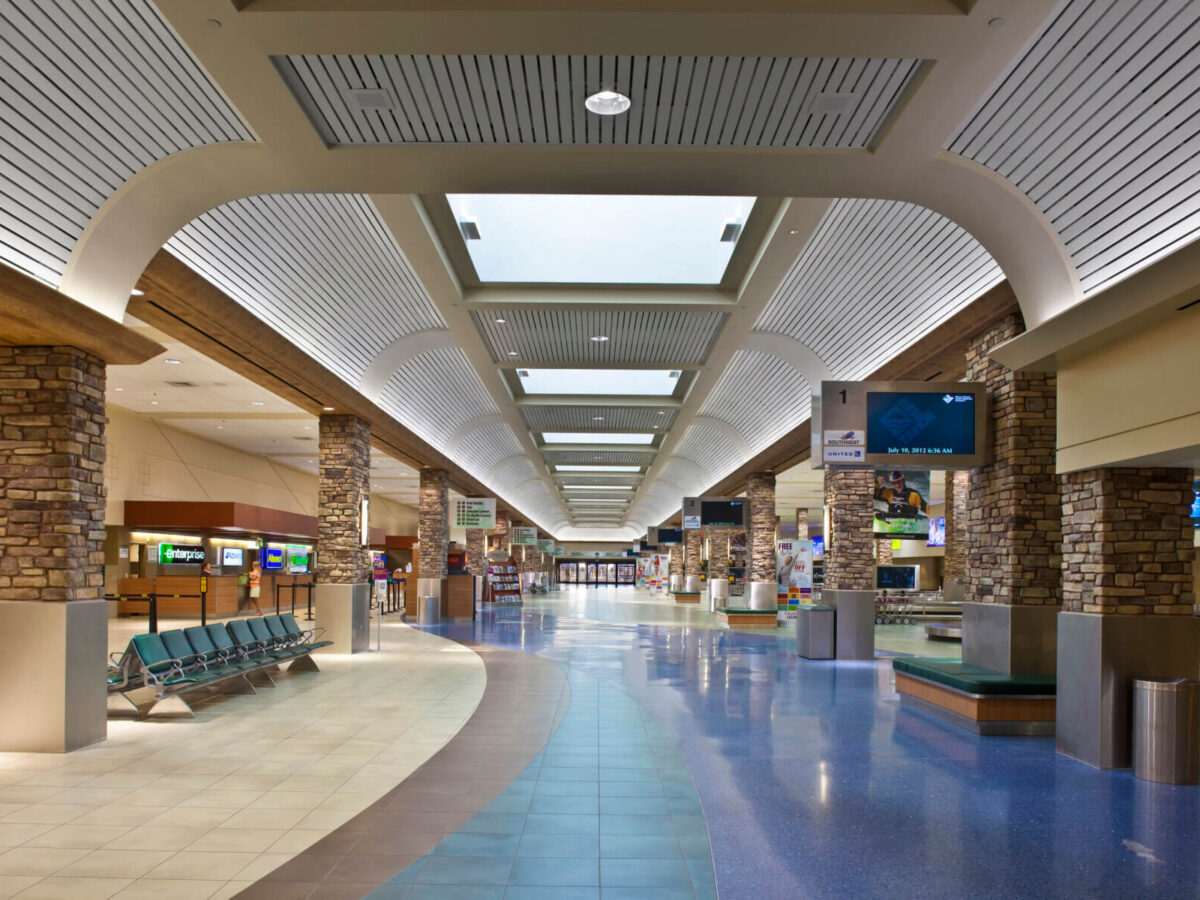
[745,581,775,611]
[314,583,371,654]
[962,602,1060,675]
[828,589,876,660]
[1057,611,1200,769]
[0,599,107,752]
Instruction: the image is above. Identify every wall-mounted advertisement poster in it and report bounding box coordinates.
[775,540,813,622]
[873,470,931,539]
[927,516,946,547]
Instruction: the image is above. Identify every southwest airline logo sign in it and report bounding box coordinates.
[823,429,864,447]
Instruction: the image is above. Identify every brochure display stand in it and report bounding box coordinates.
[486,558,523,605]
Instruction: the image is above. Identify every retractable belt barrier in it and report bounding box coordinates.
[104,593,159,633]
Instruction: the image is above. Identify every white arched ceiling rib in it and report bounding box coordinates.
[454,422,525,478]
[699,351,812,453]
[741,333,832,390]
[674,422,750,487]
[0,0,252,287]
[690,417,752,457]
[754,199,1004,381]
[167,194,447,385]
[442,414,506,458]
[359,329,457,401]
[376,347,497,448]
[949,0,1200,298]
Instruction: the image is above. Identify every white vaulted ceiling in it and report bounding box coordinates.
[275,54,922,148]
[950,0,1200,296]
[0,0,251,286]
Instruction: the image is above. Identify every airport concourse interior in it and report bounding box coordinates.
[6,1,1200,899]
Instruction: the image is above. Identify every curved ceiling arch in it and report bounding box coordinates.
[359,329,458,402]
[740,333,832,390]
[690,417,753,458]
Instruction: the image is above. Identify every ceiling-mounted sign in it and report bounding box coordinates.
[815,380,991,470]
[512,526,538,546]
[158,543,204,565]
[454,497,497,529]
[682,497,747,529]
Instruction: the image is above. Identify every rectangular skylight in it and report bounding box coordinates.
[555,465,641,473]
[561,485,633,491]
[567,498,628,504]
[447,194,755,284]
[542,432,655,445]
[519,369,680,396]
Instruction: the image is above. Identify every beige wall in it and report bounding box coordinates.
[104,407,417,532]
[1057,310,1200,473]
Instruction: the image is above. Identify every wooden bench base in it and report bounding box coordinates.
[894,671,1055,736]
[717,609,777,629]
[671,592,701,604]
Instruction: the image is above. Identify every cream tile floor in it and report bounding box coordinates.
[0,615,486,900]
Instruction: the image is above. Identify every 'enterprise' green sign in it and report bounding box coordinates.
[158,543,205,565]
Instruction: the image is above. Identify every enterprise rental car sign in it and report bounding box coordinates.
[158,543,205,565]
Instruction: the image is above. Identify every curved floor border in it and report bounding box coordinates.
[233,642,568,899]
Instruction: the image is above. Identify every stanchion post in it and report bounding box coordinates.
[305,582,314,621]
[149,594,158,633]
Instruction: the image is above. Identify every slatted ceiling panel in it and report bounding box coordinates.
[275,54,921,148]
[949,0,1200,296]
[453,422,525,475]
[656,460,707,495]
[673,423,745,482]
[699,351,811,452]
[755,198,1003,381]
[555,475,642,487]
[520,406,678,432]
[489,456,540,497]
[377,347,498,447]
[473,309,725,365]
[167,194,447,385]
[541,450,652,466]
[0,0,252,287]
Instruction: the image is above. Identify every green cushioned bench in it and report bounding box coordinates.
[892,658,1056,736]
[892,658,1056,696]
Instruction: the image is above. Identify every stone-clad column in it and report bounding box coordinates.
[823,468,875,590]
[942,470,969,596]
[823,467,876,659]
[316,414,372,653]
[1057,467,1199,768]
[465,527,486,575]
[963,313,1061,674]
[876,539,893,566]
[708,530,731,582]
[683,528,702,584]
[317,415,371,584]
[490,511,511,559]
[0,346,108,751]
[418,468,449,603]
[745,473,777,611]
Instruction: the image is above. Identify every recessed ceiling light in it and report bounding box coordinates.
[130,288,145,296]
[495,318,507,324]
[322,406,335,411]
[590,335,609,342]
[252,401,264,406]
[657,410,665,415]
[150,401,158,405]
[788,228,801,235]
[508,351,519,357]
[303,426,312,430]
[592,416,604,421]
[988,17,1005,27]
[585,90,631,116]
[163,358,181,365]
[217,425,223,430]
[114,387,124,392]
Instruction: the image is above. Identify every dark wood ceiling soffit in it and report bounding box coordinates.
[133,251,545,530]
[0,264,164,364]
[663,280,1021,518]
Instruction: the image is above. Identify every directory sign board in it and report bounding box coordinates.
[158,543,204,565]
[815,381,990,470]
[512,526,538,546]
[454,497,496,529]
[537,539,555,553]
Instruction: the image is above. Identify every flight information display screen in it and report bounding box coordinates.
[866,391,976,457]
[701,500,745,527]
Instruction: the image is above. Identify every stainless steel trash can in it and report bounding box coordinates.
[418,595,441,626]
[1133,678,1200,784]
[796,605,836,659]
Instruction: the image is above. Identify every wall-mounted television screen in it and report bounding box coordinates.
[866,391,976,456]
[877,565,917,590]
[927,516,946,548]
[811,535,825,556]
[221,547,244,567]
[655,528,683,545]
[1192,480,1200,527]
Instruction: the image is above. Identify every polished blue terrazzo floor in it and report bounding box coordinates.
[421,596,1200,899]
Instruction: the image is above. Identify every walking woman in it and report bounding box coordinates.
[247,559,264,614]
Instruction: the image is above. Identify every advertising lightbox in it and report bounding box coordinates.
[927,516,946,547]
[261,547,285,569]
[873,470,931,540]
[158,543,204,565]
[221,547,244,567]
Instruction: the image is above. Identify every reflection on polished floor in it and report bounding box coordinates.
[432,587,1199,900]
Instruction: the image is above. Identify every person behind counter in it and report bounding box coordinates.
[247,560,264,614]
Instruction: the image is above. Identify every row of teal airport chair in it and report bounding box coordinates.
[108,613,332,718]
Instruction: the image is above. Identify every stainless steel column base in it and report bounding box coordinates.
[709,579,729,612]
[746,581,775,611]
[314,583,371,653]
[685,575,702,593]
[827,589,876,660]
[962,602,1060,675]
[1056,611,1200,769]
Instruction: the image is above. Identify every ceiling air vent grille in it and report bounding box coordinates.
[165,381,198,387]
